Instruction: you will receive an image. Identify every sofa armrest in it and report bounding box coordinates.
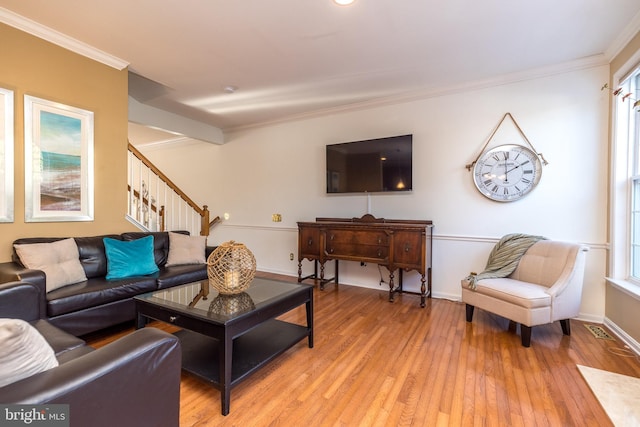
[0,261,46,289]
[0,281,46,321]
[0,328,181,427]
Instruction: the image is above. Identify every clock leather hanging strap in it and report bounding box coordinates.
[465,112,549,171]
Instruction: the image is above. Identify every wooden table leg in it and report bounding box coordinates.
[220,331,233,415]
[306,289,314,348]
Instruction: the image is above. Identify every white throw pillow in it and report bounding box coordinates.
[166,232,206,266]
[0,318,59,388]
[14,238,87,292]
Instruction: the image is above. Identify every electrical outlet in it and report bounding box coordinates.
[272,213,282,222]
[289,253,294,261]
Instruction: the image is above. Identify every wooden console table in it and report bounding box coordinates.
[297,214,433,307]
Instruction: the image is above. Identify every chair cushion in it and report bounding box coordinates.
[46,276,158,317]
[30,319,86,357]
[510,241,578,287]
[467,277,551,309]
[0,319,59,387]
[156,265,208,289]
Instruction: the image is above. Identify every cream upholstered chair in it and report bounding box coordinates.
[461,240,588,347]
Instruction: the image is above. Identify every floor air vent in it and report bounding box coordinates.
[584,324,615,340]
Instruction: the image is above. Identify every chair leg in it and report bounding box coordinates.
[521,325,532,347]
[465,304,474,322]
[560,319,571,336]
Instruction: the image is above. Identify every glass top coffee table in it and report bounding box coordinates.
[134,277,314,416]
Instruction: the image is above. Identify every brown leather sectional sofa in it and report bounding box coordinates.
[0,231,214,336]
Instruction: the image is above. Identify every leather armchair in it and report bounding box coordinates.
[0,281,182,427]
[462,240,588,347]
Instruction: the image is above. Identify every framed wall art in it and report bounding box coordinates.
[0,87,14,223]
[24,95,94,222]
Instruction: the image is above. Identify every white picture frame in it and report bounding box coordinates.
[0,87,14,223]
[24,95,94,222]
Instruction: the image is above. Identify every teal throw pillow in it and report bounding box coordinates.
[104,235,159,280]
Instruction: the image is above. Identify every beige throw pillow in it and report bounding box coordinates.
[166,232,206,266]
[0,318,59,388]
[14,238,87,292]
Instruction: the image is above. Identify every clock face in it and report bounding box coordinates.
[473,144,542,202]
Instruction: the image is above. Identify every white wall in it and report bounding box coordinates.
[140,63,609,321]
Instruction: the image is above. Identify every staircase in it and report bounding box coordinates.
[127,143,218,236]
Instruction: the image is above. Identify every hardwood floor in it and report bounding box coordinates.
[86,273,640,426]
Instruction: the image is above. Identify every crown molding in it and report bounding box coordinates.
[0,7,128,70]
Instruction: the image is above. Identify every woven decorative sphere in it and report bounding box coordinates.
[207,241,256,295]
[208,293,255,315]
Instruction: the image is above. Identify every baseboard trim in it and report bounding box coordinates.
[603,316,640,356]
[577,312,604,323]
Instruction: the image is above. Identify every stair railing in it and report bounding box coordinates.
[127,142,218,236]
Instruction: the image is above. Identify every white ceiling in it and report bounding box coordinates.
[1,0,640,135]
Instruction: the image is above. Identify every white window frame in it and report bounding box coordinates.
[610,51,640,289]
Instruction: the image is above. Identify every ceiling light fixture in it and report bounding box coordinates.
[333,0,355,5]
[223,85,238,94]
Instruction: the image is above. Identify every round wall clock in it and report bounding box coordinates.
[473,144,542,202]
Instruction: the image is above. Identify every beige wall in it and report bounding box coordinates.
[606,285,640,344]
[611,31,640,77]
[0,24,133,262]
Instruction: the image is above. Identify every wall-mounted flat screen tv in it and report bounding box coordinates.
[326,134,412,194]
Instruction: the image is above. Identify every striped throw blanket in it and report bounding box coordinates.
[466,233,547,290]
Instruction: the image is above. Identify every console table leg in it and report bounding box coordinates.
[388,271,395,302]
[319,263,326,290]
[297,261,302,282]
[420,275,426,308]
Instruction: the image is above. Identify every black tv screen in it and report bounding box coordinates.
[326,134,412,194]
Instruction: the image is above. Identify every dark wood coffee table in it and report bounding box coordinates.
[134,277,314,415]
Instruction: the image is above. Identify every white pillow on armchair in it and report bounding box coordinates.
[0,318,59,388]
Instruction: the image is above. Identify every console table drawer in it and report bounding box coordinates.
[299,227,321,258]
[326,230,389,245]
[325,243,388,261]
[392,231,424,266]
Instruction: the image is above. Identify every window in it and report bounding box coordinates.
[629,73,640,280]
[611,65,640,285]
